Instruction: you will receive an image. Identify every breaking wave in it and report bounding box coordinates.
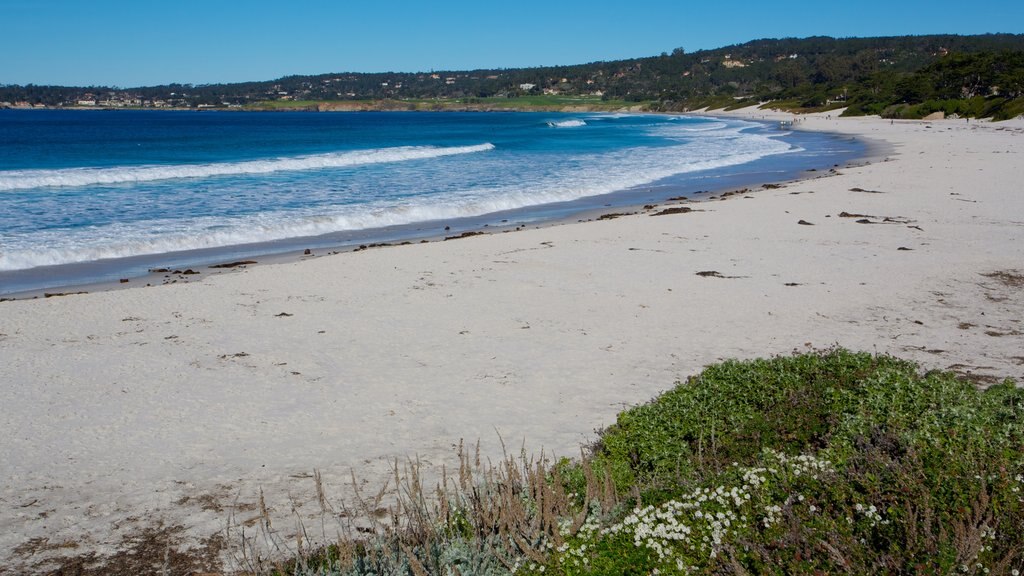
[0,112,851,278]
[0,129,794,272]
[547,119,587,128]
[0,143,496,191]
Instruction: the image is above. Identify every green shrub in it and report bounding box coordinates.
[541,349,1024,574]
[994,97,1024,120]
[594,350,912,490]
[282,350,1023,575]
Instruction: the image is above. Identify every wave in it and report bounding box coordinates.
[0,133,795,272]
[675,122,729,132]
[547,119,586,128]
[585,113,638,120]
[0,116,808,272]
[0,143,496,191]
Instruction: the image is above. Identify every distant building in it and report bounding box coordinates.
[77,100,97,106]
[519,83,536,91]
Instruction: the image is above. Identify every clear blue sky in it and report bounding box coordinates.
[2,0,1022,88]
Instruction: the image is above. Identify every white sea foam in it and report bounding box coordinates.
[0,117,808,272]
[0,143,495,191]
[547,119,587,128]
[674,122,729,132]
[0,126,795,272]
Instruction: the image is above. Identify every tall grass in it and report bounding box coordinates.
[254,349,1023,575]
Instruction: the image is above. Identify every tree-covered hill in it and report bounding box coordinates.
[3,34,1023,119]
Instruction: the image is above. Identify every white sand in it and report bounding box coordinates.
[2,111,1023,572]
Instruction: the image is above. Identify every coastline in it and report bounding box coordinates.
[2,109,1023,573]
[0,116,865,299]
[2,100,643,113]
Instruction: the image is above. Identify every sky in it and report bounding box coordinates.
[2,0,1023,88]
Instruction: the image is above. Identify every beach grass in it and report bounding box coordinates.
[258,349,1023,575]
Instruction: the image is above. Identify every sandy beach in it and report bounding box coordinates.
[2,110,1023,573]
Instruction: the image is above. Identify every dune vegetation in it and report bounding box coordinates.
[253,349,1023,575]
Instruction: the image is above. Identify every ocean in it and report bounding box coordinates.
[0,109,864,295]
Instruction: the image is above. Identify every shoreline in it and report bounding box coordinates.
[2,102,643,113]
[2,109,1022,573]
[0,116,868,299]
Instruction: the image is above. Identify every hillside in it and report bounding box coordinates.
[2,34,1024,119]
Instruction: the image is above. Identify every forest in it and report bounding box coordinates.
[2,34,1023,119]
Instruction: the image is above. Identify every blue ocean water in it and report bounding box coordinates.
[0,110,863,294]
